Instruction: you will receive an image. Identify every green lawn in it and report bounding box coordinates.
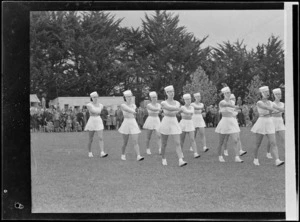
[31,127,285,213]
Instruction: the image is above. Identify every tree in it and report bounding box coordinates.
[141,10,209,100]
[244,75,264,105]
[183,66,218,106]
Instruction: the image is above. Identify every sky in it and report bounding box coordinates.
[107,10,284,50]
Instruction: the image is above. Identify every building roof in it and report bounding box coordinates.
[30,94,40,103]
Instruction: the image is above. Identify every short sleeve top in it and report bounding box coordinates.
[161,100,180,115]
[121,103,136,118]
[87,102,103,114]
[147,103,161,114]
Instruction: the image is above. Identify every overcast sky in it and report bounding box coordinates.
[107,10,284,50]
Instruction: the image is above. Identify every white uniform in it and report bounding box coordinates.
[272,101,285,131]
[118,103,141,134]
[215,100,240,134]
[251,100,275,135]
[179,105,195,132]
[143,103,161,131]
[158,100,182,135]
[191,102,206,128]
[84,102,104,131]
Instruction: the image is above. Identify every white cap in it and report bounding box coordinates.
[123,90,133,97]
[272,88,281,94]
[230,94,235,99]
[90,91,98,98]
[259,86,269,93]
[221,86,230,93]
[193,92,201,97]
[183,94,191,99]
[149,91,157,97]
[164,85,174,92]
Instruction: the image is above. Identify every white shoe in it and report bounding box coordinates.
[179,159,187,167]
[224,150,228,156]
[121,155,126,160]
[162,159,167,166]
[219,156,225,162]
[235,156,244,163]
[88,152,93,158]
[137,155,144,161]
[189,147,193,152]
[239,150,247,156]
[100,152,108,158]
[194,153,200,158]
[266,153,273,159]
[203,147,209,152]
[146,149,151,155]
[253,159,260,166]
[275,159,284,167]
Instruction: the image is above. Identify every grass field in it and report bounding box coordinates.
[31,127,285,213]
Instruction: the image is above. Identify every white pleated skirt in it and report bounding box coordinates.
[192,114,206,128]
[215,117,240,134]
[158,116,182,135]
[272,117,285,131]
[84,116,104,131]
[251,117,275,135]
[179,119,195,132]
[143,116,161,131]
[118,118,141,134]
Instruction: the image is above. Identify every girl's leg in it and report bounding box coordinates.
[87,131,95,156]
[131,134,143,159]
[121,134,130,155]
[237,133,247,155]
[231,133,243,162]
[146,130,153,154]
[266,139,272,158]
[253,133,264,165]
[199,127,209,151]
[223,134,230,155]
[173,134,184,159]
[155,130,162,153]
[161,134,168,159]
[173,134,187,166]
[180,132,187,150]
[254,133,264,159]
[189,131,199,157]
[266,133,284,166]
[217,133,227,156]
[97,130,107,157]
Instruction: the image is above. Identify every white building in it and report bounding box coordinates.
[49,96,135,111]
[30,94,40,107]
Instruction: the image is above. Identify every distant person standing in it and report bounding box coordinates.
[84,92,108,158]
[118,90,144,161]
[237,96,243,107]
[143,91,162,155]
[100,106,108,130]
[115,105,123,130]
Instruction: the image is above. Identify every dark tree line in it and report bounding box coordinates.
[30,10,284,106]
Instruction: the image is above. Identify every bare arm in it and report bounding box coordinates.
[272,103,285,112]
[257,101,276,112]
[121,104,136,114]
[181,106,194,114]
[147,103,161,112]
[161,101,180,111]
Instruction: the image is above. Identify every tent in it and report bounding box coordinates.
[30,94,40,106]
[49,96,134,111]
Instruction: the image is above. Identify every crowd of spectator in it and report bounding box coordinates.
[30,97,260,133]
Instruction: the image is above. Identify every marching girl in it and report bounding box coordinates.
[265,88,285,159]
[118,90,144,161]
[143,91,162,155]
[251,86,284,166]
[180,94,201,158]
[84,91,108,158]
[190,92,209,153]
[215,86,244,163]
[223,93,247,157]
[158,85,187,167]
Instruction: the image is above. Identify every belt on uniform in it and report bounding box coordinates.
[181,116,192,120]
[148,113,159,117]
